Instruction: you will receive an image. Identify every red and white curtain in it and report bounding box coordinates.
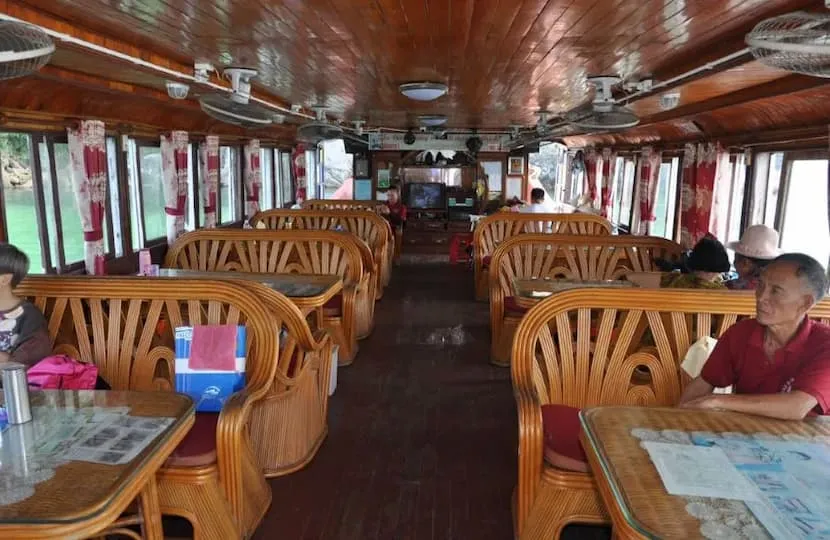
[679,142,722,248]
[584,147,599,205]
[292,145,307,203]
[600,148,617,218]
[637,146,663,235]
[199,136,219,228]
[161,131,188,243]
[67,120,107,275]
[244,139,261,219]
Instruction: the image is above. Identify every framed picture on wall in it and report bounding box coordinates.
[508,156,524,175]
[377,168,391,189]
[354,156,369,177]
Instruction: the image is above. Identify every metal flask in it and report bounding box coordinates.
[1,362,32,425]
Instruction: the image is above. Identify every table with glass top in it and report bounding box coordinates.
[0,390,193,539]
[511,278,635,309]
[157,269,342,315]
[579,406,830,539]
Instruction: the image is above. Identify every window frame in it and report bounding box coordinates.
[776,149,829,260]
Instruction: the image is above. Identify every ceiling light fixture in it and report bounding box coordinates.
[418,114,447,127]
[399,82,448,101]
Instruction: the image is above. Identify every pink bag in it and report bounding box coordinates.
[27,355,99,390]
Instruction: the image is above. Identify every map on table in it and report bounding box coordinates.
[634,428,830,539]
[690,432,830,540]
[259,280,327,297]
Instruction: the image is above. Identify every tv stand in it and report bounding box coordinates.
[404,208,472,255]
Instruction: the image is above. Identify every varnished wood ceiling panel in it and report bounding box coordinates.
[12,0,819,129]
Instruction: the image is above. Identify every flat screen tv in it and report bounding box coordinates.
[405,182,446,210]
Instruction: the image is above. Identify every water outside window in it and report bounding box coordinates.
[780,159,830,266]
[0,133,45,272]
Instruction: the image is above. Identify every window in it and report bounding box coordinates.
[260,147,274,210]
[321,139,353,200]
[305,148,319,199]
[0,133,46,272]
[138,146,166,242]
[780,158,830,266]
[280,151,293,206]
[529,143,567,203]
[651,157,680,240]
[481,161,504,200]
[186,143,197,231]
[106,137,124,256]
[723,154,746,244]
[612,158,636,227]
[219,146,240,223]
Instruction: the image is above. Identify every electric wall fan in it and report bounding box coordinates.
[746,1,830,77]
[0,20,55,80]
[564,76,639,131]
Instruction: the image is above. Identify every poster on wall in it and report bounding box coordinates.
[506,176,523,200]
[354,179,372,200]
[368,132,381,150]
[377,169,391,189]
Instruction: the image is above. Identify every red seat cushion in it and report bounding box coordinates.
[482,255,492,268]
[541,404,589,472]
[323,294,342,316]
[504,296,529,316]
[165,413,218,468]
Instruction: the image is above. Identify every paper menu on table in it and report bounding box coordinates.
[642,441,761,501]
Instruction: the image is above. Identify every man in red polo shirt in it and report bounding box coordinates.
[680,252,830,420]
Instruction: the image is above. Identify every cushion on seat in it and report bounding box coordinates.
[541,404,589,473]
[323,294,342,316]
[482,255,492,268]
[165,413,218,468]
[504,296,529,316]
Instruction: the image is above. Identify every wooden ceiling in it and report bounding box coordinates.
[1,0,829,145]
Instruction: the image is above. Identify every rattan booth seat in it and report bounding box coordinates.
[510,287,830,539]
[16,276,280,539]
[473,213,613,302]
[489,234,683,366]
[253,208,392,297]
[165,229,366,365]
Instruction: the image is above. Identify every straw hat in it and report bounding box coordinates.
[726,225,780,260]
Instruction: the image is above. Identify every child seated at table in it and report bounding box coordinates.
[660,236,730,290]
[0,244,51,368]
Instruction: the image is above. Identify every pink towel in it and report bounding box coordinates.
[189,325,237,371]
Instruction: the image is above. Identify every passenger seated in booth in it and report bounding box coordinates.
[519,188,548,214]
[680,253,830,420]
[660,236,730,290]
[0,244,51,368]
[725,224,780,290]
[379,185,407,229]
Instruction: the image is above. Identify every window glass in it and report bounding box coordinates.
[780,159,830,265]
[765,152,784,227]
[37,140,59,269]
[186,144,196,231]
[305,148,319,199]
[481,161,503,200]
[619,160,636,227]
[321,139,353,199]
[274,149,283,208]
[652,157,680,240]
[52,142,91,265]
[0,133,45,273]
[126,139,143,249]
[726,154,746,244]
[220,146,239,223]
[139,146,166,242]
[106,137,123,256]
[529,143,567,203]
[280,151,293,206]
[260,147,274,210]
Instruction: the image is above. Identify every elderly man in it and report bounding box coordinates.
[680,252,830,420]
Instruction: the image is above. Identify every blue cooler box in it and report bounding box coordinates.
[174,326,247,412]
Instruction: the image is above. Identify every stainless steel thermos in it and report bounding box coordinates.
[1,362,32,425]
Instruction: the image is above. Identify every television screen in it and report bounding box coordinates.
[407,183,445,209]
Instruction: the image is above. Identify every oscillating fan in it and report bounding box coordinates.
[564,76,639,131]
[296,107,343,143]
[0,20,54,80]
[746,1,830,77]
[199,67,274,128]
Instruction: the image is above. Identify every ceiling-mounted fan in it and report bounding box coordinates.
[564,76,640,131]
[0,20,54,80]
[296,106,343,143]
[199,67,275,128]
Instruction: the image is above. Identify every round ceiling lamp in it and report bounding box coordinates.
[399,82,448,101]
[418,114,447,127]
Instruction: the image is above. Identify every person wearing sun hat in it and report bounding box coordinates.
[725,224,781,290]
[661,235,732,289]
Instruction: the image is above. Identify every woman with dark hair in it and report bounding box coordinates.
[660,236,731,289]
[725,225,780,290]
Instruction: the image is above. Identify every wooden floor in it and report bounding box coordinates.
[253,261,611,540]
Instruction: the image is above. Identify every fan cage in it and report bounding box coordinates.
[199,96,274,128]
[0,21,55,81]
[297,122,344,142]
[746,12,830,77]
[565,105,640,131]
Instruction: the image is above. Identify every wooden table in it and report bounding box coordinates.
[157,269,342,316]
[512,278,635,309]
[0,390,193,539]
[580,406,830,539]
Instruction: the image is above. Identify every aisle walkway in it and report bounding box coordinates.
[254,262,609,539]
